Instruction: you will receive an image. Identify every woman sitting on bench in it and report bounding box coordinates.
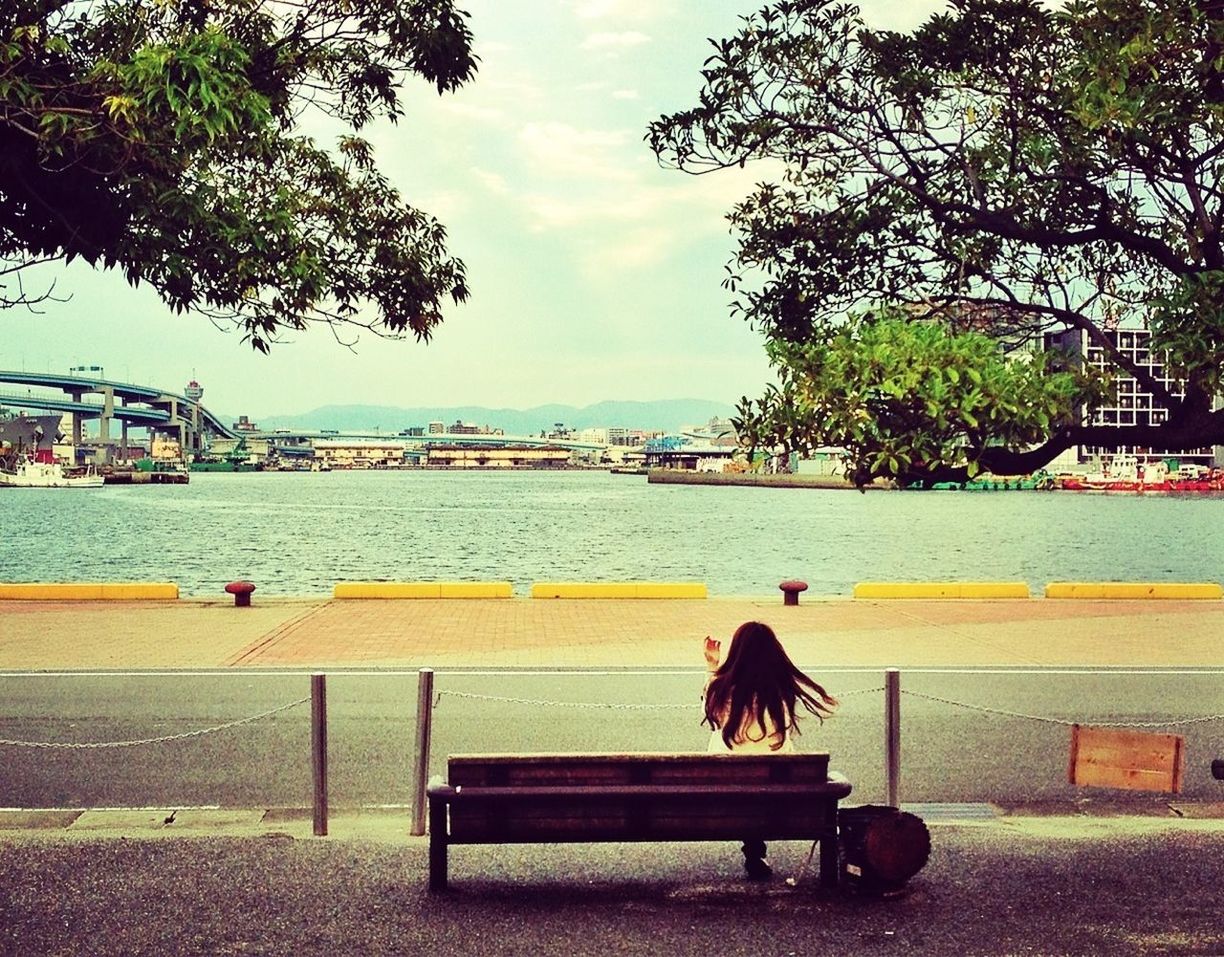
[702,620,838,880]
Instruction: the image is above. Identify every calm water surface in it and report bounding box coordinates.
[1,470,1221,596]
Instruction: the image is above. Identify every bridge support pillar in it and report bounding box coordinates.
[71,402,83,445]
[98,387,113,444]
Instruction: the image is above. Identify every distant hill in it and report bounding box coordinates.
[252,399,737,436]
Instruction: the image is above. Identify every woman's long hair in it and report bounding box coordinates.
[703,621,837,750]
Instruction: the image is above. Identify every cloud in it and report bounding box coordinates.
[857,0,949,29]
[580,31,651,52]
[435,99,508,125]
[564,0,660,20]
[514,161,777,285]
[508,117,782,237]
[472,168,511,196]
[575,226,674,276]
[517,121,635,182]
[611,89,639,100]
[412,189,471,222]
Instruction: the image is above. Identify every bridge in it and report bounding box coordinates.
[261,429,606,454]
[0,372,610,460]
[0,370,236,454]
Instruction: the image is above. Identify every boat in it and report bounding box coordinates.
[1058,454,1224,492]
[191,436,262,472]
[908,470,1056,491]
[124,458,190,484]
[0,455,104,488]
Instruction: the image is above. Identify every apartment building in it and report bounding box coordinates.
[1048,326,1217,466]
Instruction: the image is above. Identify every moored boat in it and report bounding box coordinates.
[0,455,104,488]
[1057,455,1224,492]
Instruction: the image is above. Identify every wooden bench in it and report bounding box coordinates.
[425,752,852,891]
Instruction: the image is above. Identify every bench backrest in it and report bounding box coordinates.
[444,752,842,843]
[447,751,831,787]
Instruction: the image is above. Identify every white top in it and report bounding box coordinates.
[705,703,795,753]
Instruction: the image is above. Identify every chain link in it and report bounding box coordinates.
[437,686,884,712]
[836,687,883,698]
[7,686,1213,749]
[0,697,310,750]
[899,689,1224,729]
[438,691,692,711]
[436,687,1221,729]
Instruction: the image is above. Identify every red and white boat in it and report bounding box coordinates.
[1059,454,1224,492]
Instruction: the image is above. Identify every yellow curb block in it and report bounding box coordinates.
[853,582,1031,599]
[1045,582,1223,600]
[531,582,708,599]
[333,582,513,599]
[0,583,179,600]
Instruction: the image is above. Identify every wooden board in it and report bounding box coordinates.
[1068,724,1184,793]
[446,752,831,788]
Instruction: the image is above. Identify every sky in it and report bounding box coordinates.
[0,0,946,420]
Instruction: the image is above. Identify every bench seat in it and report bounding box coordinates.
[426,752,852,890]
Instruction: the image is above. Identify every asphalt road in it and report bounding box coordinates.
[1,669,1221,809]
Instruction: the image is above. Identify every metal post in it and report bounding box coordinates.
[885,668,901,808]
[411,668,435,836]
[311,673,328,837]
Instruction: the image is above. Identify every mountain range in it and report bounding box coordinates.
[251,399,738,436]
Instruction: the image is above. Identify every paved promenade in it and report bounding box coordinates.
[2,596,1222,956]
[2,594,1223,670]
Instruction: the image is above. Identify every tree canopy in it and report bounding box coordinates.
[649,0,1224,484]
[1,0,476,351]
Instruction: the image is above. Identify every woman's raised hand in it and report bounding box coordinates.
[703,635,721,671]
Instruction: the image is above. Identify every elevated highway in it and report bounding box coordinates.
[0,370,236,453]
[261,429,605,452]
[1,371,610,460]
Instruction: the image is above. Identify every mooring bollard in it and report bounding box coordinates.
[311,673,328,837]
[411,668,435,837]
[779,580,808,606]
[225,580,256,607]
[885,668,901,808]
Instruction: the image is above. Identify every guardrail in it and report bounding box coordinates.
[2,668,1221,838]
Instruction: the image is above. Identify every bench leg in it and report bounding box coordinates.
[428,799,449,892]
[819,831,839,888]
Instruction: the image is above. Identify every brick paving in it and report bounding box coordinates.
[1,596,1221,670]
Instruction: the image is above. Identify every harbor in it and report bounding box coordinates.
[3,469,1224,599]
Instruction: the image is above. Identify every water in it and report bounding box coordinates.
[1,471,1221,597]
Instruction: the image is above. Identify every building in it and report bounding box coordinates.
[1049,326,1216,466]
[425,444,571,469]
[184,379,203,402]
[606,427,663,447]
[313,439,415,469]
[427,421,445,434]
[577,427,608,445]
[643,435,738,472]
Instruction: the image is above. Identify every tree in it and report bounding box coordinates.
[1,0,476,351]
[649,0,1224,484]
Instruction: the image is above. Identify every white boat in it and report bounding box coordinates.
[0,456,104,488]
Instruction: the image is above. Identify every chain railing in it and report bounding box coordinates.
[897,689,1224,729]
[2,669,1221,840]
[0,696,309,749]
[434,685,884,712]
[434,686,1223,729]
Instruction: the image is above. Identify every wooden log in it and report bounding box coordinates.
[839,805,931,894]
